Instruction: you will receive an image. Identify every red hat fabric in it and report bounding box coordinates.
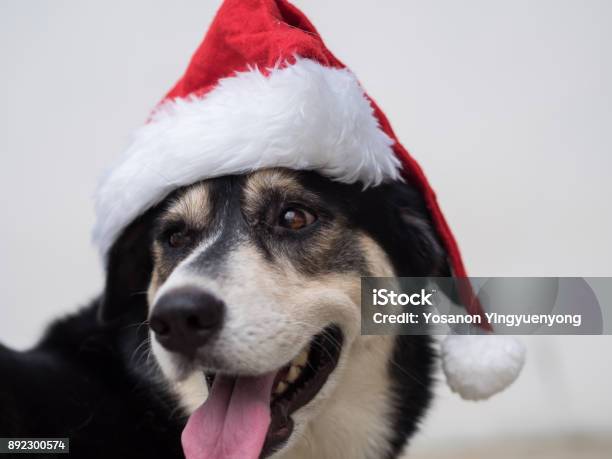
[165,0,344,100]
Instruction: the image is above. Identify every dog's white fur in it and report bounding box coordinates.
[94,58,402,262]
[149,231,400,459]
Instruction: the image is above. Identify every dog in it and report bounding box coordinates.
[0,167,448,458]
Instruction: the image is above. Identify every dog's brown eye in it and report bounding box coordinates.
[168,230,191,248]
[279,207,316,230]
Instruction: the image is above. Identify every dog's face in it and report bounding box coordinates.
[148,168,374,372]
[101,167,446,458]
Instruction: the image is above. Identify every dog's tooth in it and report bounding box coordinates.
[293,347,309,367]
[287,365,301,383]
[275,381,289,394]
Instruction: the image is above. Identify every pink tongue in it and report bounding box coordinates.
[182,373,276,459]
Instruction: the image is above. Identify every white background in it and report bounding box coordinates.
[1,0,611,454]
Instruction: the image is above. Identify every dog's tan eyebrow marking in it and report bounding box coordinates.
[243,168,320,216]
[245,169,302,196]
[163,182,211,228]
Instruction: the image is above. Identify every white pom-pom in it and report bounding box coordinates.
[441,334,526,401]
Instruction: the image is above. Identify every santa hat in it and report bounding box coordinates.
[93,0,524,400]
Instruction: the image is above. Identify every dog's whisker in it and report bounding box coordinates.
[129,336,152,366]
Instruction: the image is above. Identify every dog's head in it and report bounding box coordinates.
[100,168,448,458]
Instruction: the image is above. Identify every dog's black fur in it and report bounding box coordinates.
[0,173,445,458]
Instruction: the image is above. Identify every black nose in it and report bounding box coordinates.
[149,287,225,356]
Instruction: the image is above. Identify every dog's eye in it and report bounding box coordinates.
[278,207,316,230]
[167,230,192,248]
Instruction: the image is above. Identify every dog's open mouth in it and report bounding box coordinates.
[181,325,343,459]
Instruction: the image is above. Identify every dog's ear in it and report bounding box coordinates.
[376,181,451,277]
[98,211,157,324]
